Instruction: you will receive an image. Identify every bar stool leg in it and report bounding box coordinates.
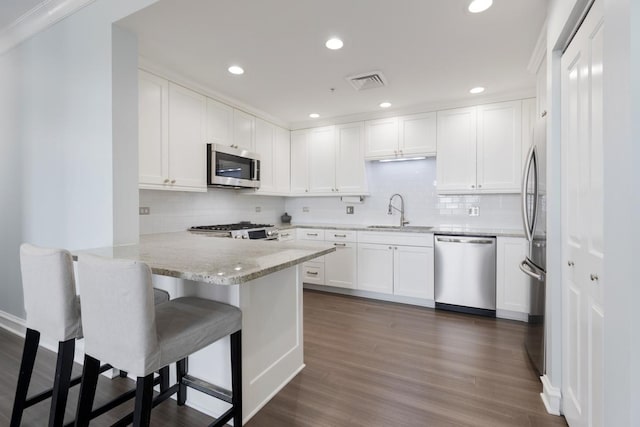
[48,338,75,427]
[74,355,101,427]
[176,358,188,406]
[159,366,170,393]
[10,328,40,427]
[231,330,242,426]
[133,374,154,427]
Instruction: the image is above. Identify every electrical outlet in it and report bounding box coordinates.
[139,207,150,215]
[468,206,480,216]
[302,207,310,213]
[346,206,354,214]
[255,206,261,213]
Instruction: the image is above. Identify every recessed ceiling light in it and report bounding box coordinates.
[325,38,344,50]
[228,65,244,75]
[379,102,392,108]
[468,0,493,13]
[469,87,485,94]
[309,113,320,118]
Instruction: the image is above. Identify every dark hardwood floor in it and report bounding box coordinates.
[0,290,566,426]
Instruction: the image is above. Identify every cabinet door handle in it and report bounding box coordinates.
[281,233,290,237]
[334,243,346,247]
[334,234,347,238]
[306,233,318,237]
[306,271,318,276]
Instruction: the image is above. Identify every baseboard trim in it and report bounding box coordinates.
[0,308,26,337]
[303,284,436,308]
[540,374,562,415]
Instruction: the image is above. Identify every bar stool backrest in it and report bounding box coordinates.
[20,244,81,342]
[77,254,160,376]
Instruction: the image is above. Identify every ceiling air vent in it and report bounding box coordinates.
[346,71,387,91]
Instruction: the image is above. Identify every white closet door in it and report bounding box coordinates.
[561,1,604,425]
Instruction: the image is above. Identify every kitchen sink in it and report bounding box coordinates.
[367,225,434,231]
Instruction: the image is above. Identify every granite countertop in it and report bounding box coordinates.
[73,232,335,285]
[278,223,525,238]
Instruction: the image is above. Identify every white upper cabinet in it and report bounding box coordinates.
[335,122,366,193]
[436,106,477,192]
[290,130,310,194]
[364,117,398,159]
[233,109,255,152]
[398,112,437,156]
[167,83,207,191]
[308,126,337,193]
[273,126,291,194]
[291,123,367,195]
[365,113,437,160]
[254,117,275,193]
[138,70,168,187]
[476,100,523,192]
[205,97,233,146]
[436,101,523,194]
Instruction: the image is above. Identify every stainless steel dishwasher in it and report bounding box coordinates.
[434,235,496,316]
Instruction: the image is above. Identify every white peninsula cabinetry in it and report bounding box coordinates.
[436,100,524,194]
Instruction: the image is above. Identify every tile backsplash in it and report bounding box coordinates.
[139,189,286,235]
[140,158,522,235]
[284,159,522,229]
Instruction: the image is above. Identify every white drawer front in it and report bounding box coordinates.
[325,230,357,242]
[302,262,325,285]
[297,229,326,241]
[278,230,295,241]
[357,231,433,247]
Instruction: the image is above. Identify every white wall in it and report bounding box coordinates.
[285,159,522,229]
[0,0,157,318]
[139,190,286,234]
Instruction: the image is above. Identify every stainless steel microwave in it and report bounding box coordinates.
[207,143,260,189]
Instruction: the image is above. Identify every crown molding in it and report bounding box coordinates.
[527,19,548,74]
[0,0,97,55]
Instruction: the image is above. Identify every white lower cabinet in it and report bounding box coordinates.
[325,242,357,289]
[496,237,530,315]
[302,261,325,285]
[394,245,434,299]
[357,243,394,294]
[357,232,434,300]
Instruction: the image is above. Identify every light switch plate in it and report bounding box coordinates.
[255,206,261,212]
[302,207,310,213]
[139,207,150,215]
[346,206,354,214]
[468,206,480,216]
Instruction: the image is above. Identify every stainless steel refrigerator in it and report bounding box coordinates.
[520,116,547,376]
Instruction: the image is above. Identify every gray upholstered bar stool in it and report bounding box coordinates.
[12,244,170,427]
[75,254,243,427]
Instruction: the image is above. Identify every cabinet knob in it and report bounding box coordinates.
[567,261,575,267]
[388,246,393,250]
[170,179,176,184]
[471,185,475,189]
[590,274,599,281]
[478,184,482,188]
[305,189,308,192]
[164,179,170,184]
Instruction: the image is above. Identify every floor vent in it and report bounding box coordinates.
[346,71,387,91]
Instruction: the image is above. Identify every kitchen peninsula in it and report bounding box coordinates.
[74,232,335,424]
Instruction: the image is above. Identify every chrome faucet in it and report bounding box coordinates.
[388,193,409,227]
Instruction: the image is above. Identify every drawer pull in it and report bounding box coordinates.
[306,271,319,276]
[306,233,318,237]
[334,243,346,247]
[334,234,347,238]
[281,233,290,237]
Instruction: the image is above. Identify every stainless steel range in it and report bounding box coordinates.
[189,222,279,240]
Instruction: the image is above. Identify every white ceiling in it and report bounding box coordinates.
[118,0,547,127]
